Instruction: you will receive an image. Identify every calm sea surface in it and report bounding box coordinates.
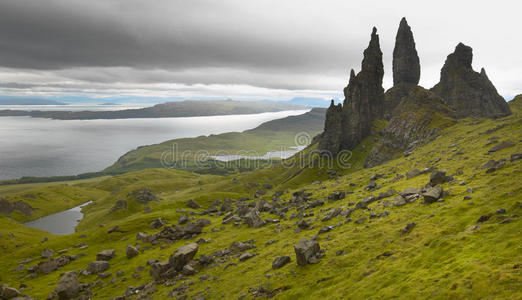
[0,108,307,180]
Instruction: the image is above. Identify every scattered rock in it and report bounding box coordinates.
[272,256,291,269]
[126,245,139,259]
[109,200,127,213]
[429,170,452,186]
[54,271,80,299]
[423,187,443,203]
[488,140,515,153]
[87,261,110,274]
[149,218,166,229]
[243,209,266,228]
[294,239,321,266]
[400,222,416,235]
[178,214,190,225]
[186,199,201,209]
[477,214,491,223]
[239,252,256,262]
[97,249,116,261]
[392,195,407,206]
[169,243,198,271]
[149,260,170,280]
[297,219,311,230]
[0,284,21,299]
[42,248,54,258]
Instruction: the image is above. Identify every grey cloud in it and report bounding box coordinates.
[0,0,520,97]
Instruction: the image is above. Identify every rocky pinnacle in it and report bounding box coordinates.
[392,17,420,86]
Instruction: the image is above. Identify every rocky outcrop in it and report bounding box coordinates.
[365,87,457,167]
[0,198,33,216]
[431,43,511,118]
[319,27,384,154]
[318,100,343,154]
[393,17,420,86]
[385,18,421,119]
[54,271,81,299]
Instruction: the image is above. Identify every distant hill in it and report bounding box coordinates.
[0,98,66,105]
[104,108,326,174]
[0,100,306,120]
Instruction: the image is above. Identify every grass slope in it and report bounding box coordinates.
[0,102,520,299]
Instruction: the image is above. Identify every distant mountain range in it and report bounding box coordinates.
[0,98,67,105]
[0,100,306,120]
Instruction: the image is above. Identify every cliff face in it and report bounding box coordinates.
[319,28,384,154]
[431,43,511,118]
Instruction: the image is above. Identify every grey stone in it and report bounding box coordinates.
[169,243,198,271]
[294,239,320,266]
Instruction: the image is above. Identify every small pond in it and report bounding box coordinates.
[24,201,92,235]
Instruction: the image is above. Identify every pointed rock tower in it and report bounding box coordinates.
[319,27,384,154]
[393,17,420,86]
[384,17,421,118]
[431,43,511,118]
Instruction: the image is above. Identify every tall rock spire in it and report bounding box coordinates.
[383,18,421,119]
[431,43,511,118]
[319,27,385,154]
[392,17,420,86]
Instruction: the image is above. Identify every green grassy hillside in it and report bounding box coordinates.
[104,108,326,175]
[0,101,520,299]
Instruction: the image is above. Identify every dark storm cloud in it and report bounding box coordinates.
[0,0,360,72]
[0,0,520,98]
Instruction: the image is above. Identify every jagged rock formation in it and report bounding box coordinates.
[364,87,457,167]
[384,17,420,119]
[393,17,420,86]
[431,43,511,118]
[319,27,384,154]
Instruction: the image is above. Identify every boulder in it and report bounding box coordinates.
[423,187,443,203]
[149,218,166,229]
[243,209,266,228]
[488,140,515,153]
[0,284,20,299]
[87,261,110,274]
[41,248,54,258]
[186,199,201,209]
[181,264,197,276]
[272,256,291,269]
[55,271,80,299]
[297,219,311,229]
[169,243,198,271]
[126,245,139,259]
[294,239,321,266]
[149,260,171,279]
[392,195,407,206]
[429,170,452,186]
[401,222,416,235]
[96,249,116,261]
[239,252,256,262]
[37,259,59,274]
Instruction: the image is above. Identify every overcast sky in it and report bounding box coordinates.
[0,0,520,102]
